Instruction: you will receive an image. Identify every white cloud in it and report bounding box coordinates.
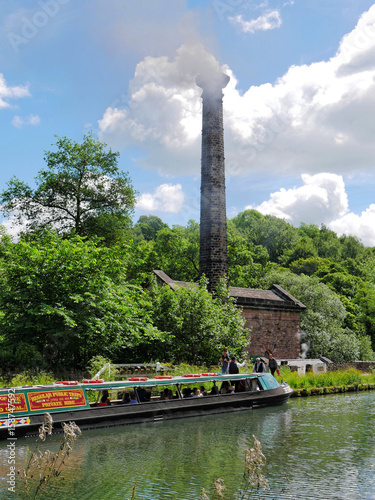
[0,73,29,109]
[248,173,348,225]
[98,5,375,182]
[99,42,219,175]
[330,206,375,247]
[136,183,184,213]
[12,114,40,128]
[228,11,282,34]
[245,172,375,246]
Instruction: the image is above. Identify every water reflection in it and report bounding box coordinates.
[2,392,375,499]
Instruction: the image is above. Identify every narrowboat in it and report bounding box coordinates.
[0,372,292,439]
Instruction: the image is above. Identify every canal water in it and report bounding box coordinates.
[1,391,375,499]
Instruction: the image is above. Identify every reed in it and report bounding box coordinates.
[19,413,81,499]
[200,436,271,500]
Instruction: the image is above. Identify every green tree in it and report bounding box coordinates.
[289,256,331,276]
[260,269,374,362]
[0,133,136,237]
[315,224,342,260]
[227,221,271,288]
[339,234,366,260]
[124,238,159,285]
[280,236,318,267]
[231,210,298,263]
[0,231,164,369]
[81,213,133,246]
[134,215,168,241]
[149,277,249,365]
[153,221,200,281]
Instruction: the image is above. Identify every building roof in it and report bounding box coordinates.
[153,270,306,311]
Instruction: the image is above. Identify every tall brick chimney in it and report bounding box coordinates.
[196,72,230,293]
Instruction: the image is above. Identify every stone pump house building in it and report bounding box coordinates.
[153,270,306,359]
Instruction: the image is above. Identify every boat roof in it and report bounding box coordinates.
[0,372,270,393]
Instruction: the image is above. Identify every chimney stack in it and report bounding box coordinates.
[196,72,230,292]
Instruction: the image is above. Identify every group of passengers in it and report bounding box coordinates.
[96,377,255,407]
[96,351,270,406]
[96,376,257,407]
[122,392,139,404]
[182,387,201,398]
[221,347,279,377]
[182,382,243,397]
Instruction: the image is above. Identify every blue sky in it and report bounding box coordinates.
[2,0,375,244]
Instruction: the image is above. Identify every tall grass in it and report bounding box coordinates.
[280,367,375,389]
[200,435,272,499]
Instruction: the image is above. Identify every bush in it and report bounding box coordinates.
[148,277,249,365]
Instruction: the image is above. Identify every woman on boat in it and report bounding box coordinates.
[220,381,234,394]
[129,392,139,404]
[122,392,131,404]
[97,389,111,406]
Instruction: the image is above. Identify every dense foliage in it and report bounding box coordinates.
[0,232,165,370]
[1,138,375,370]
[149,277,248,365]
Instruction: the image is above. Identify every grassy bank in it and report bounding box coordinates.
[279,367,375,389]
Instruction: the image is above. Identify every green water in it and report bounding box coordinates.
[2,391,375,499]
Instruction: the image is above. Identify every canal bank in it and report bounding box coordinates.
[291,381,375,397]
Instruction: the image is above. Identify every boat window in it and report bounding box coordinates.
[258,374,280,390]
[148,385,180,400]
[248,379,262,391]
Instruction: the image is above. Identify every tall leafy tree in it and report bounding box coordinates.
[0,232,164,369]
[149,277,249,365]
[153,221,200,281]
[231,209,298,263]
[134,215,168,241]
[227,220,271,288]
[0,133,136,237]
[260,269,374,362]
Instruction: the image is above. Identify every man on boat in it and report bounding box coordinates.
[228,356,246,391]
[252,357,266,373]
[228,356,246,375]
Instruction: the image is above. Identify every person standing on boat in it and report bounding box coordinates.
[220,347,230,374]
[252,357,266,373]
[267,352,279,376]
[229,356,246,391]
[228,356,246,375]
